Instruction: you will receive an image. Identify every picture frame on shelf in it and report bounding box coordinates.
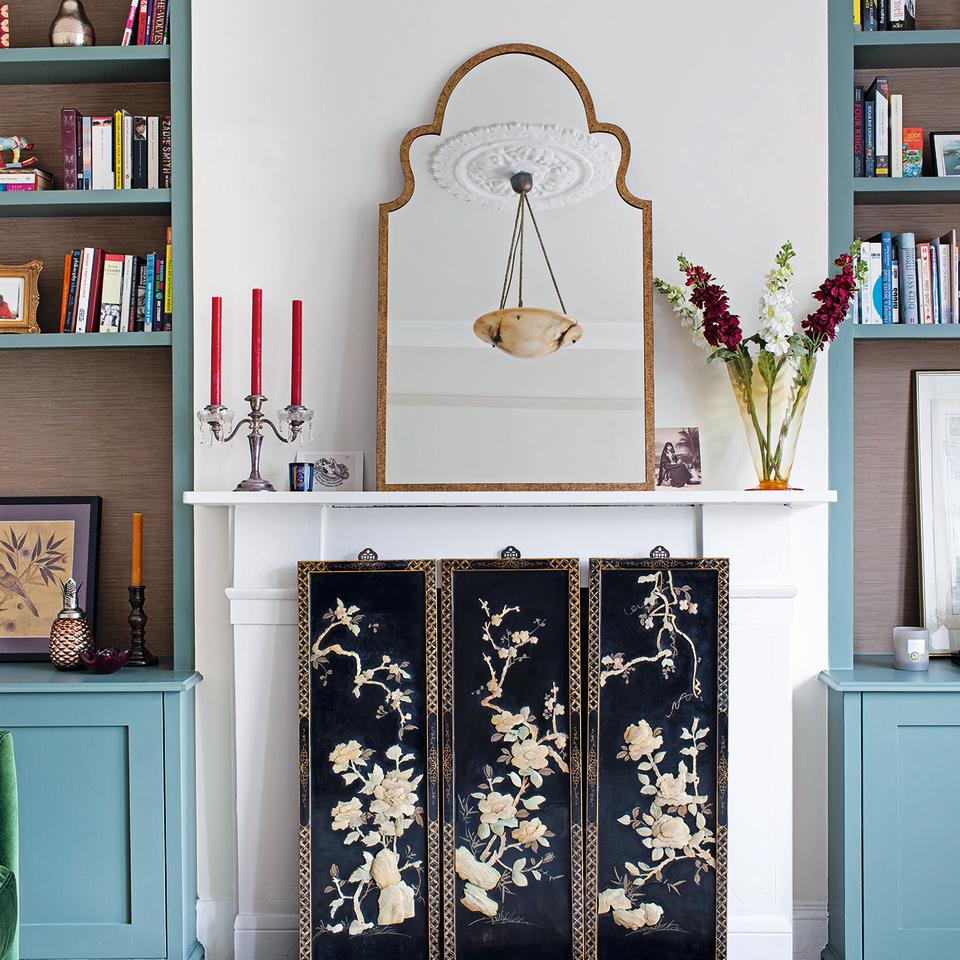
[930,133,960,177]
[0,260,42,335]
[0,496,101,660]
[295,451,363,491]
[915,371,960,656]
[655,427,702,489]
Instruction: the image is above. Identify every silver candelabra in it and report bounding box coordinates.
[197,395,314,492]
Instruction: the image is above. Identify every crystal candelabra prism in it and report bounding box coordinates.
[197,394,314,492]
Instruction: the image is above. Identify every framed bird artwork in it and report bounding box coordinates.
[0,497,101,661]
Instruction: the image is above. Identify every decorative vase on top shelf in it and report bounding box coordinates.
[656,240,863,490]
[48,0,95,46]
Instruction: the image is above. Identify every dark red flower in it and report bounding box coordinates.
[802,253,857,349]
[683,264,743,351]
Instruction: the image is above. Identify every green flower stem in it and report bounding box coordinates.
[728,354,772,479]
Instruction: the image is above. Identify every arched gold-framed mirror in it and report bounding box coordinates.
[377,43,654,491]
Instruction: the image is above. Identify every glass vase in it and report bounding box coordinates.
[725,352,816,490]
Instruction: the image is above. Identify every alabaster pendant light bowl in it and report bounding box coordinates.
[473,306,583,359]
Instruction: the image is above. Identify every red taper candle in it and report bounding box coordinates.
[251,288,263,396]
[291,299,303,406]
[210,296,222,405]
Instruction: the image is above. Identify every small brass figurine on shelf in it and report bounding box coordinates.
[197,292,313,492]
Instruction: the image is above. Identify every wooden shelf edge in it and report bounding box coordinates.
[0,332,172,349]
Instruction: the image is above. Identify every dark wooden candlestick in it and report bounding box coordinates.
[126,584,158,667]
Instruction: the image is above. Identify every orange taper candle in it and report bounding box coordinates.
[131,512,143,586]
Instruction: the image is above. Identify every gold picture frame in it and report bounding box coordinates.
[0,260,42,334]
[377,44,655,492]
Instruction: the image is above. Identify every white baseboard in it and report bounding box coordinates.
[793,902,828,960]
[223,904,828,960]
[197,898,237,960]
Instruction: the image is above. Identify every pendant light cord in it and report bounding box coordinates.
[498,191,567,315]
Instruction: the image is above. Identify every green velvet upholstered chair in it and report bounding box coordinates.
[0,731,17,960]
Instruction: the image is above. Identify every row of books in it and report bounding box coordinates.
[854,0,916,29]
[856,231,959,324]
[58,228,173,333]
[854,76,921,178]
[120,0,170,45]
[61,109,171,191]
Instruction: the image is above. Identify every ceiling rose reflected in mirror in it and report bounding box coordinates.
[472,170,582,359]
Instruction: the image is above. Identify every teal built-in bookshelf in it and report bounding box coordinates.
[823,3,960,959]
[0,1,199,958]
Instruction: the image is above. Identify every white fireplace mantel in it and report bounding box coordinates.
[185,489,834,960]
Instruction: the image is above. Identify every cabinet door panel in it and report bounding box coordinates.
[863,693,960,960]
[0,691,166,959]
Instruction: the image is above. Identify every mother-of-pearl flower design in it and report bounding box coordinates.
[311,600,424,936]
[598,573,717,935]
[454,600,568,922]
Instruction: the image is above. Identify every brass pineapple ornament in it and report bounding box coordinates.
[49,578,92,670]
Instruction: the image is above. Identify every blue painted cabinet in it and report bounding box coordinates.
[0,667,201,960]
[822,661,960,960]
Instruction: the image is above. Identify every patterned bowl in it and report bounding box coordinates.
[79,647,131,674]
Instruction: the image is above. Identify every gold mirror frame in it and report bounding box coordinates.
[0,260,42,335]
[377,43,654,491]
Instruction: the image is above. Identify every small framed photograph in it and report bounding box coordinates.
[294,451,364,491]
[930,132,960,177]
[654,426,702,488]
[0,496,102,660]
[0,260,42,334]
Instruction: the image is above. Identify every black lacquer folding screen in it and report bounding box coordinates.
[439,558,583,960]
[297,560,440,960]
[585,558,729,960]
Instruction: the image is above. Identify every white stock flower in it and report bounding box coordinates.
[758,251,796,356]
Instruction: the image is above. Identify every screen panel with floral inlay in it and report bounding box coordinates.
[585,558,729,960]
[297,560,440,960]
[439,558,583,960]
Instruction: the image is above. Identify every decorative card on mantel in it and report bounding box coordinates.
[585,558,729,960]
[439,558,583,960]
[297,560,440,960]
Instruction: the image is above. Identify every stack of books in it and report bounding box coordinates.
[0,137,53,191]
[120,0,170,45]
[60,109,171,191]
[856,231,959,324]
[854,76,922,178]
[58,227,173,333]
[855,0,917,30]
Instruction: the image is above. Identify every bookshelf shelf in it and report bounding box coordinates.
[0,188,171,218]
[853,29,960,69]
[0,46,170,86]
[853,324,960,338]
[854,177,960,203]
[0,331,171,349]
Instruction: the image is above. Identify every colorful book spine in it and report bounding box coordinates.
[100,254,125,333]
[135,259,146,331]
[890,94,903,178]
[86,248,105,332]
[144,252,156,331]
[151,0,167,44]
[903,127,923,176]
[890,0,906,29]
[60,109,79,191]
[132,116,148,188]
[866,76,889,176]
[866,243,884,323]
[864,99,876,177]
[938,241,952,324]
[862,0,878,31]
[892,261,900,323]
[160,116,172,188]
[164,226,173,324]
[59,253,71,332]
[136,0,148,45]
[877,0,887,29]
[122,113,133,190]
[896,233,918,324]
[75,248,95,333]
[918,243,933,324]
[145,0,154,41]
[930,242,941,323]
[854,0,861,29]
[155,257,164,328]
[63,249,82,332]
[119,255,135,332]
[91,117,113,190]
[854,87,864,177]
[121,0,139,45]
[878,232,893,324]
[147,116,159,189]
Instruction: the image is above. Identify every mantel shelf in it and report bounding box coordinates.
[184,490,837,508]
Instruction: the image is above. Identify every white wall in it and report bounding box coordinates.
[191,1,829,955]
